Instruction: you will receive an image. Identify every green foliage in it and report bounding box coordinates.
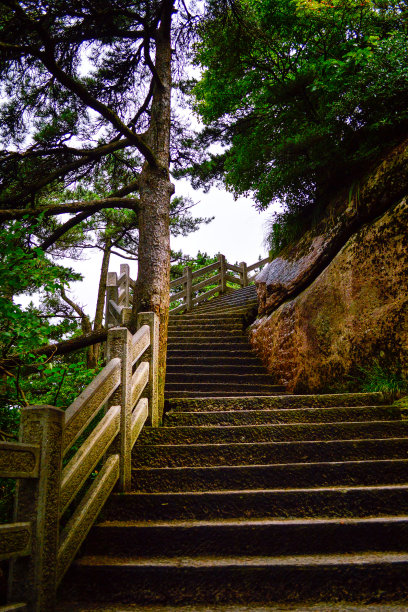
[170,251,218,280]
[358,360,407,398]
[21,358,101,409]
[265,210,310,257]
[170,197,214,238]
[0,217,101,455]
[0,218,81,355]
[184,0,408,221]
[170,251,219,309]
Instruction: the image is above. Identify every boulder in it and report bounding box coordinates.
[250,196,408,393]
[256,138,408,317]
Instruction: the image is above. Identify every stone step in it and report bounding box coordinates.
[164,383,284,395]
[197,295,257,305]
[82,516,408,558]
[194,293,256,304]
[169,313,247,322]
[167,336,249,345]
[204,298,255,305]
[137,421,408,445]
[165,373,274,384]
[166,350,258,360]
[56,602,408,611]
[164,405,401,426]
[164,390,285,399]
[168,322,244,330]
[103,485,408,522]
[166,364,267,375]
[166,342,251,351]
[168,325,247,343]
[191,307,255,315]
[57,552,408,605]
[197,300,258,314]
[131,438,408,468]
[168,331,246,339]
[168,320,244,328]
[166,393,385,412]
[130,460,408,492]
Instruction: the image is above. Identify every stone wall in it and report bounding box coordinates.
[250,144,408,393]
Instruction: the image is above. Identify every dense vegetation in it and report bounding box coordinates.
[0,0,217,428]
[181,0,408,251]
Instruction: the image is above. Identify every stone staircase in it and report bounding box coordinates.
[57,287,408,609]
[166,285,284,399]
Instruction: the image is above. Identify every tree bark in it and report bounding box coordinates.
[132,0,175,417]
[92,238,111,365]
[60,288,97,368]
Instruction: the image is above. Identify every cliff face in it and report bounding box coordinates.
[250,141,408,393]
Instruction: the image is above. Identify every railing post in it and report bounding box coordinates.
[107,326,132,492]
[105,272,118,329]
[184,266,192,312]
[121,306,132,327]
[120,263,130,308]
[8,405,64,611]
[137,312,159,427]
[217,253,227,294]
[240,261,248,287]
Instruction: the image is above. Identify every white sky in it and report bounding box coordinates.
[66,178,274,317]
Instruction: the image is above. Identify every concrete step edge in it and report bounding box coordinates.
[74,551,408,567]
[94,515,408,529]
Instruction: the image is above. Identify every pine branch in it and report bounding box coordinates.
[0,197,140,222]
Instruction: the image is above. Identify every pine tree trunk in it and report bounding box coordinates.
[131,0,174,417]
[92,239,111,366]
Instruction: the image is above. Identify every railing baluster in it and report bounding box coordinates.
[120,263,130,307]
[217,253,227,294]
[184,266,192,312]
[105,272,118,329]
[106,326,133,492]
[240,261,248,287]
[137,312,159,427]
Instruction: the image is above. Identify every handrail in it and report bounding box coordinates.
[168,253,269,314]
[63,357,121,455]
[247,255,270,273]
[6,312,159,611]
[105,254,269,322]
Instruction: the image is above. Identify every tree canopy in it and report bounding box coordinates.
[183,0,408,222]
[0,0,211,410]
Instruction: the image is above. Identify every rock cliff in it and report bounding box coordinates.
[250,140,408,393]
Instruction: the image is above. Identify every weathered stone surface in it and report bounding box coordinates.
[167,393,384,412]
[57,387,408,608]
[256,137,408,316]
[251,197,408,393]
[0,522,31,561]
[0,441,39,478]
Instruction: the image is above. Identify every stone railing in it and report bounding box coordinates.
[105,255,269,320]
[169,254,270,314]
[105,263,134,328]
[3,314,158,611]
[0,439,40,611]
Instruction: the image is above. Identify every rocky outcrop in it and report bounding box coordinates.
[251,141,408,393]
[257,138,408,316]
